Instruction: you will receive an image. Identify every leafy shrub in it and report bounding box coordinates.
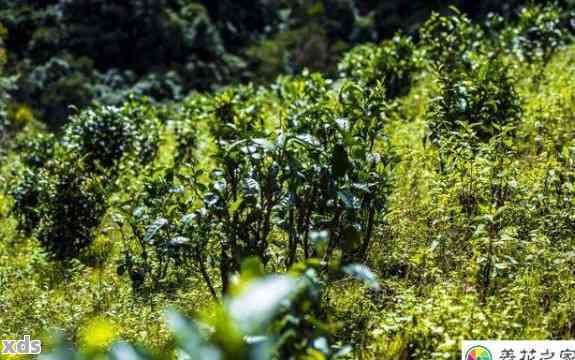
[338,34,420,99]
[16,55,95,129]
[202,75,394,290]
[10,100,162,258]
[10,169,45,236]
[14,132,56,170]
[498,4,573,63]
[114,172,207,296]
[427,57,521,145]
[12,159,107,259]
[36,162,107,259]
[62,100,162,172]
[419,9,483,70]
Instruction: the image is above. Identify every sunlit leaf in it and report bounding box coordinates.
[227,276,300,335]
[343,264,381,291]
[143,217,168,243]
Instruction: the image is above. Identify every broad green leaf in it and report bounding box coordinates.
[337,191,358,209]
[109,342,150,360]
[227,276,300,335]
[170,236,191,246]
[143,217,168,243]
[165,308,203,356]
[343,264,381,291]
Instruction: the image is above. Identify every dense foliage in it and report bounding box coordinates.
[1,0,573,128]
[1,2,575,360]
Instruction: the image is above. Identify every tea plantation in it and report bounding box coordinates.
[1,3,575,360]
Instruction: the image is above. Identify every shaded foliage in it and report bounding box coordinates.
[0,1,573,128]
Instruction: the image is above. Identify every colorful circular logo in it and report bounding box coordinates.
[466,345,492,360]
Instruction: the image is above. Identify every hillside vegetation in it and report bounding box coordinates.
[1,3,575,360]
[0,0,567,128]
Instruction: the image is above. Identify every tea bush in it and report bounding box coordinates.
[110,73,395,297]
[427,56,521,145]
[11,158,107,259]
[10,100,163,258]
[338,34,421,99]
[420,8,484,71]
[498,3,574,63]
[62,100,162,171]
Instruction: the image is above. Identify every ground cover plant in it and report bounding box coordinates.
[1,2,575,360]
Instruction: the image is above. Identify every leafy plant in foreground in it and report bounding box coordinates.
[42,256,380,359]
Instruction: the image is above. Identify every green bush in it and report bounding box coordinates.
[420,9,483,71]
[10,100,162,258]
[338,34,421,99]
[62,100,162,171]
[427,57,521,145]
[499,4,573,62]
[12,159,107,259]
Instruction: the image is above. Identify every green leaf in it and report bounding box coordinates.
[181,213,195,226]
[133,206,147,219]
[227,276,300,335]
[164,308,203,355]
[214,179,227,193]
[313,337,330,354]
[352,182,371,193]
[143,217,168,243]
[343,264,381,291]
[252,138,275,151]
[337,191,358,209]
[109,342,150,360]
[170,236,191,247]
[334,345,353,358]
